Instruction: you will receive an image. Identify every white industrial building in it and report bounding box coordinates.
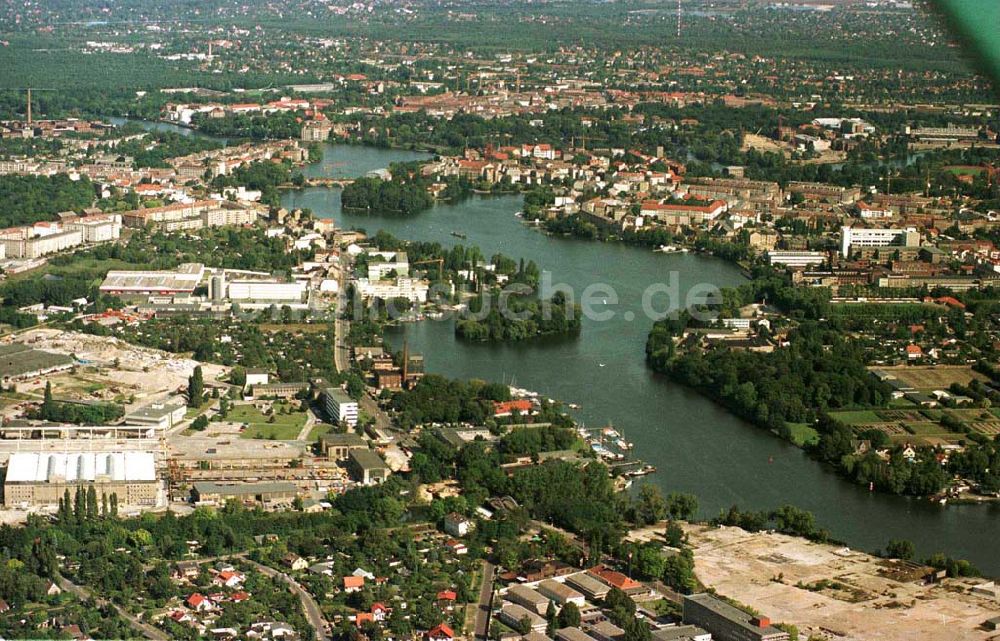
[323,388,359,427]
[123,396,188,431]
[100,263,206,298]
[841,226,920,257]
[767,250,827,269]
[225,280,308,302]
[4,451,160,508]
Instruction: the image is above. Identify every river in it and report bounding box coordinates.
[118,120,1000,574]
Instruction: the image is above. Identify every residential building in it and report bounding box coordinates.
[505,585,549,615]
[367,251,410,280]
[0,225,82,258]
[565,572,610,601]
[556,627,600,641]
[537,579,586,607]
[354,277,430,303]
[65,214,122,243]
[586,620,626,641]
[444,512,475,537]
[499,604,547,634]
[226,280,307,303]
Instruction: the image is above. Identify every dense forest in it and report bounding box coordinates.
[0,174,95,227]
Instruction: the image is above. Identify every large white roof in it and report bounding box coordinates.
[6,452,156,483]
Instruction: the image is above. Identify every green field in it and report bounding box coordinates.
[828,410,884,425]
[786,422,820,447]
[307,423,334,442]
[230,403,307,440]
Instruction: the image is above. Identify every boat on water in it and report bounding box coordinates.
[450,231,468,239]
[626,464,657,477]
[602,426,620,438]
[654,245,689,253]
[568,403,581,409]
[615,438,633,450]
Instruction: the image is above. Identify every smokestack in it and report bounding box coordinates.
[26,88,31,125]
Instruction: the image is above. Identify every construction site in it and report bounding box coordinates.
[681,523,1000,641]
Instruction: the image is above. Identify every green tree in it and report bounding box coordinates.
[557,602,581,629]
[885,539,915,560]
[188,366,204,407]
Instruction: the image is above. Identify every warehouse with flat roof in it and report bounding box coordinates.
[0,343,75,382]
[99,263,205,299]
[4,451,159,507]
[191,481,298,506]
[682,593,789,641]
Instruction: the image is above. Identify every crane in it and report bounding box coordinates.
[6,88,56,125]
[411,258,444,280]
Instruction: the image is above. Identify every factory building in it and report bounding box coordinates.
[99,263,205,299]
[840,226,920,258]
[0,343,75,383]
[682,593,789,641]
[123,396,188,431]
[3,451,159,508]
[323,388,359,427]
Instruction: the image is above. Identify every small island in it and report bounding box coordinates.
[456,290,581,342]
[341,175,434,215]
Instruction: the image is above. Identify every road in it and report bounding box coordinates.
[57,575,170,641]
[333,252,350,374]
[473,561,496,641]
[296,407,319,441]
[244,558,331,641]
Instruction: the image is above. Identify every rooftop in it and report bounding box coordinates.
[349,449,388,470]
[325,388,356,405]
[6,451,157,483]
[684,593,784,636]
[0,345,74,379]
[193,481,298,497]
[320,432,368,447]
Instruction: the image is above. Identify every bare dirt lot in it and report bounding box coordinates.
[684,524,1000,641]
[8,329,228,409]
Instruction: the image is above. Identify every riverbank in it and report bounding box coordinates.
[276,148,1000,578]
